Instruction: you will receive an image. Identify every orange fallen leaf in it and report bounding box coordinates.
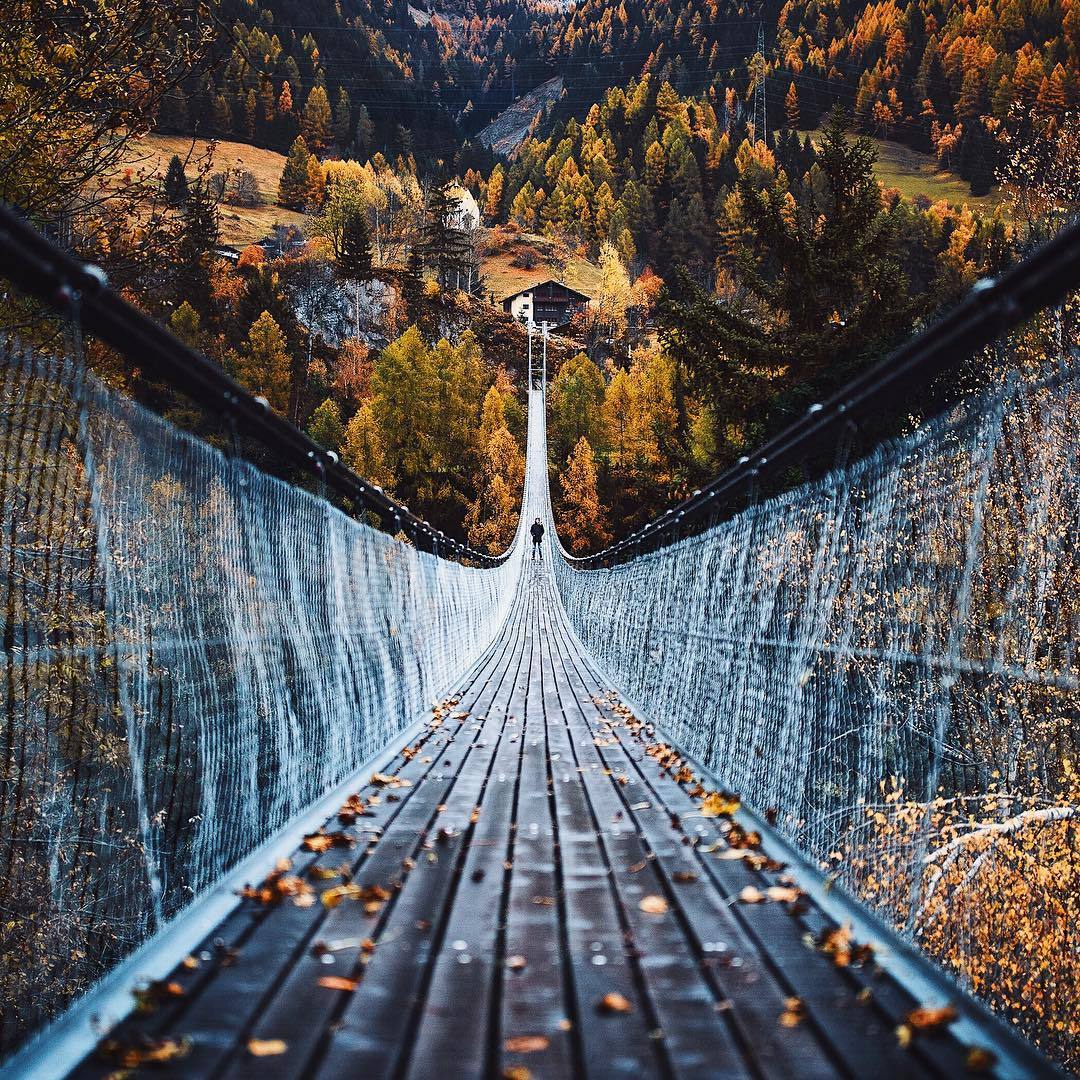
[503,1068,531,1080]
[371,772,412,789]
[672,870,698,883]
[97,1035,191,1067]
[779,997,804,1027]
[700,791,740,817]
[817,923,874,967]
[905,1005,958,1029]
[248,1038,288,1056]
[132,979,184,1013]
[504,1035,549,1053]
[596,992,633,1014]
[966,1047,996,1072]
[303,829,355,852]
[506,954,527,970]
[639,895,669,914]
[317,975,359,991]
[322,882,391,909]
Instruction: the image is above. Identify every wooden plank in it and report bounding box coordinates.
[497,578,578,1079]
[312,598,535,1079]
[402,615,533,1077]
[535,591,668,1079]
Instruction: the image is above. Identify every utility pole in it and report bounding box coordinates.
[753,22,768,147]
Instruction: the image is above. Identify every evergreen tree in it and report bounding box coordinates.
[333,87,352,147]
[163,155,190,207]
[337,209,374,338]
[338,210,373,283]
[355,104,375,156]
[401,247,426,326]
[418,180,470,290]
[278,135,312,210]
[662,107,915,390]
[177,182,219,310]
[211,93,233,135]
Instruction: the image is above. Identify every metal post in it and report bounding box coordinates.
[527,319,534,388]
[541,321,549,390]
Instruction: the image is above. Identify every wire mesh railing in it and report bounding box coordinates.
[0,209,527,1056]
[551,240,1080,1067]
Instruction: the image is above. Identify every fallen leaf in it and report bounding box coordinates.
[596,992,633,1014]
[905,1005,958,1030]
[506,954,527,971]
[817,923,874,967]
[780,997,804,1027]
[672,870,698,883]
[966,1047,996,1072]
[303,829,355,853]
[322,882,391,909]
[766,885,802,903]
[639,895,669,914]
[248,1038,288,1057]
[700,791,740,817]
[504,1035,550,1053]
[338,793,373,825]
[317,975,359,991]
[97,1036,192,1067]
[738,886,765,904]
[132,979,184,1013]
[371,772,412,789]
[503,1068,532,1080]
[239,861,313,906]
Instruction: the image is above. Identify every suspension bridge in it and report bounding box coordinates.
[0,205,1077,1078]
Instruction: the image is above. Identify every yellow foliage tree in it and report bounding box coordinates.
[558,437,612,554]
[341,402,393,490]
[466,421,525,553]
[237,311,291,413]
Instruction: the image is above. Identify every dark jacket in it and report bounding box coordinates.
[530,522,545,543]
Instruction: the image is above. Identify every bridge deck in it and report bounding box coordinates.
[71,563,997,1079]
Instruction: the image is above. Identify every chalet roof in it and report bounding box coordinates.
[500,278,591,304]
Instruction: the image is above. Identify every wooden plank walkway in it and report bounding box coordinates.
[69,561,1028,1079]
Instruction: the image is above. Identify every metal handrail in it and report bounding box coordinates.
[0,202,509,568]
[565,219,1080,570]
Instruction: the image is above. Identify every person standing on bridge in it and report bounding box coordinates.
[530,518,545,560]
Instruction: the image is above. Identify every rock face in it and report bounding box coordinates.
[477,76,564,158]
